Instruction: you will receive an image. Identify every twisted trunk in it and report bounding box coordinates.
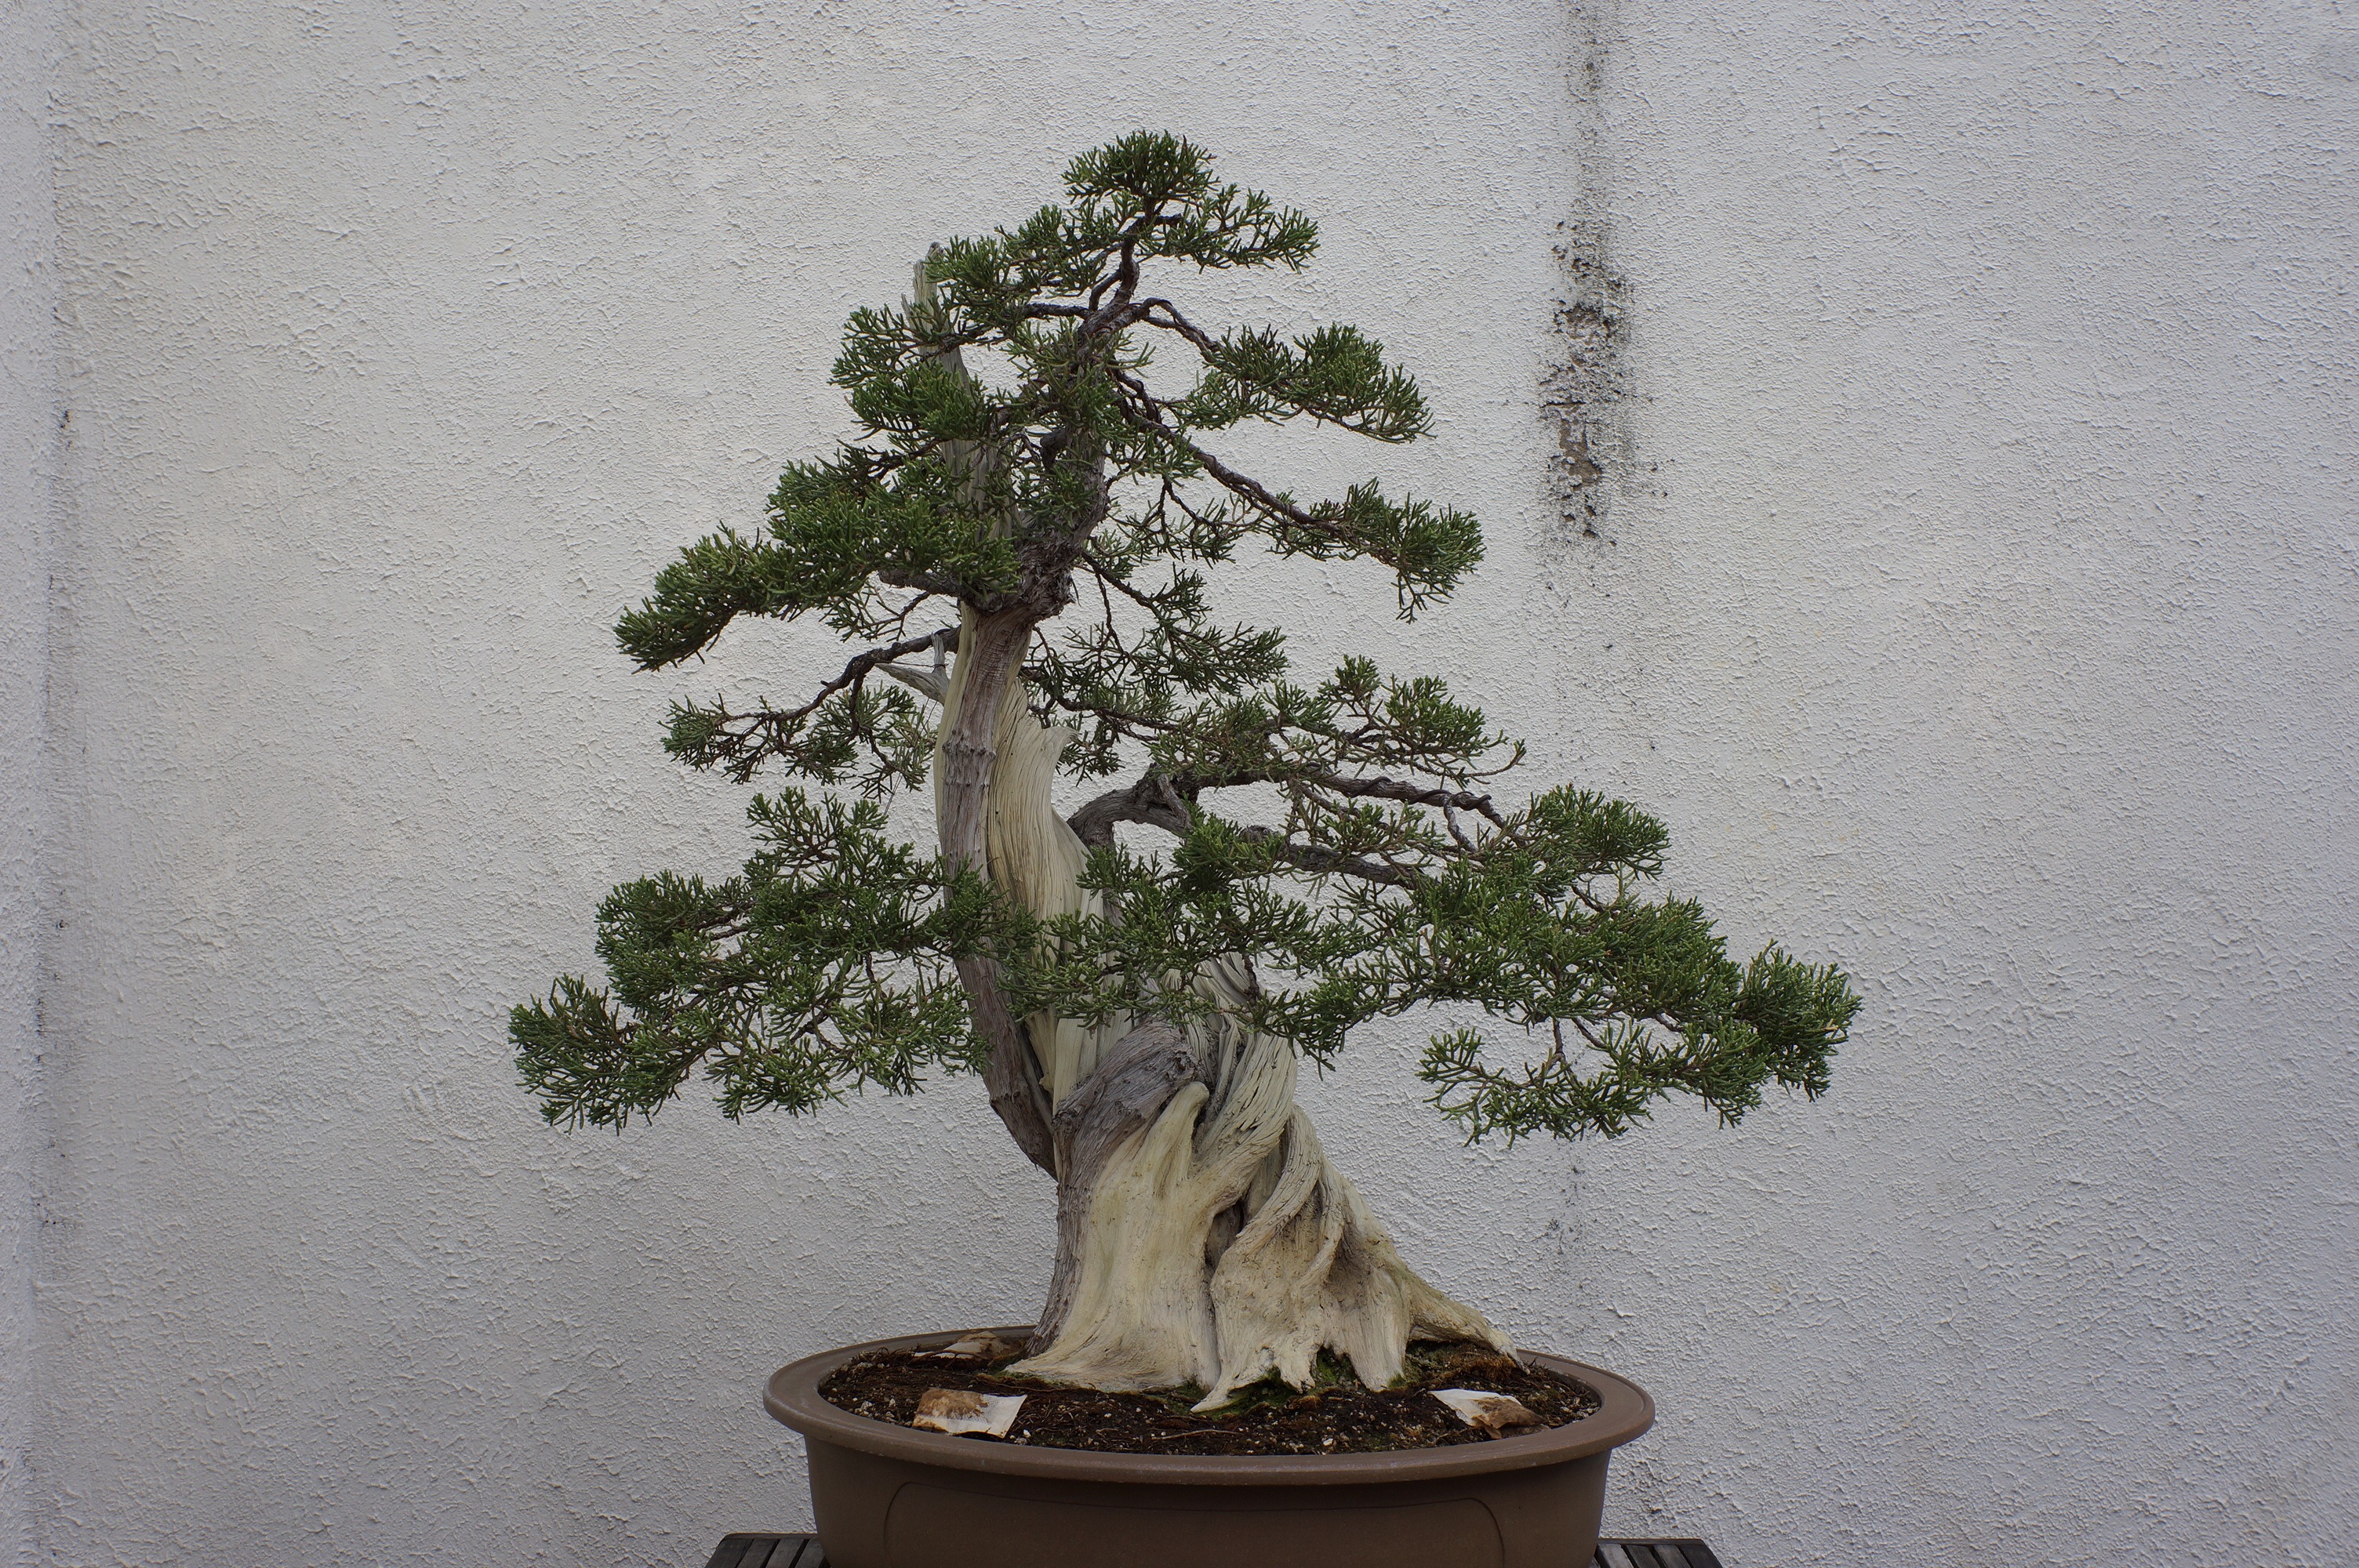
[911,257,1504,1404]
[932,605,1057,1176]
[929,630,1507,1407]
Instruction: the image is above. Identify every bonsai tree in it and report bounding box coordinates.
[514,133,1859,1411]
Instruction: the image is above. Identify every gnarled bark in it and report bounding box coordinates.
[926,636,1508,1406]
[932,604,1060,1176]
[906,256,1506,1404]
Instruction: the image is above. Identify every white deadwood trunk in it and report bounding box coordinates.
[914,624,1510,1409]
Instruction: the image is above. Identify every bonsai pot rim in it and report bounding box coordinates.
[764,1325,1653,1487]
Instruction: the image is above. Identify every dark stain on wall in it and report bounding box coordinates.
[1544,2,1634,552]
[1543,226,1629,545]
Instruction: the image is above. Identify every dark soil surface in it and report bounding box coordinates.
[817,1339,1602,1456]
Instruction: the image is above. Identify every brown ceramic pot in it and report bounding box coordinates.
[764,1327,1654,1568]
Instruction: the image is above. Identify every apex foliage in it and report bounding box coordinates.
[515,132,1857,1142]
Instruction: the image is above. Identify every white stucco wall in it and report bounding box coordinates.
[24,2,2355,1565]
[2,2,58,1563]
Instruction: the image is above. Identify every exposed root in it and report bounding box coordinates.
[1011,958,1508,1407]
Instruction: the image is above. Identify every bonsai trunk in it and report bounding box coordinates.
[931,621,1507,1408]
[903,253,1503,1403]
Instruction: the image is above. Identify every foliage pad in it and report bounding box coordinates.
[515,132,1858,1143]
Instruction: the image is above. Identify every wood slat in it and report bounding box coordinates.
[1598,1542,1723,1568]
[703,1535,754,1568]
[707,1529,1730,1567]
[703,1534,823,1568]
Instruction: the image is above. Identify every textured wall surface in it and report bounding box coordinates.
[27,2,2357,1565]
[3,2,58,1563]
[1559,9,2357,1563]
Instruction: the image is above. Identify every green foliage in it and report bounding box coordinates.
[1002,782,1858,1145]
[513,790,1016,1127]
[520,132,1859,1140]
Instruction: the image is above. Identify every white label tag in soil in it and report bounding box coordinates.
[913,1388,1027,1438]
[1431,1388,1546,1437]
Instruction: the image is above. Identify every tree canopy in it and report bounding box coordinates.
[513,132,1858,1148]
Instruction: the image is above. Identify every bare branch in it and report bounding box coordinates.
[752,626,960,738]
[1314,774,1506,826]
[1083,554,1172,613]
[1235,827,1418,887]
[1068,775,1190,848]
[1133,298,1221,356]
[1113,401,1371,559]
[1065,773,1432,889]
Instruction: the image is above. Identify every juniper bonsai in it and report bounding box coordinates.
[514,133,1859,1408]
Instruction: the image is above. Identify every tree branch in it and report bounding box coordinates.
[1312,774,1505,826]
[1068,775,1191,848]
[820,627,960,713]
[1236,827,1418,887]
[718,626,959,747]
[1114,401,1372,559]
